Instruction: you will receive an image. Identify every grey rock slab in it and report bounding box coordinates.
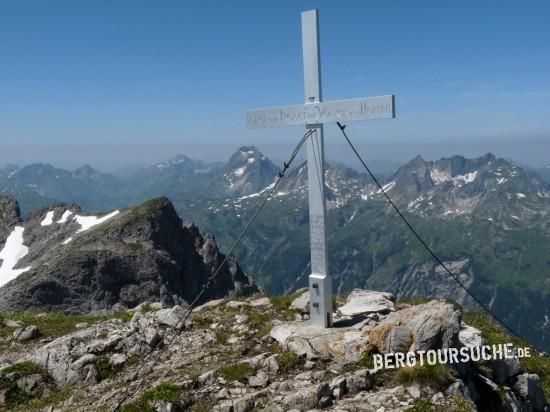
[459,322,482,347]
[406,384,421,399]
[289,289,310,313]
[16,373,43,394]
[151,305,189,329]
[199,370,217,386]
[493,354,521,384]
[270,322,370,362]
[346,369,374,394]
[248,297,271,307]
[130,312,162,347]
[194,298,226,312]
[339,289,395,316]
[248,370,269,388]
[108,353,127,367]
[13,325,40,341]
[3,319,22,328]
[226,300,249,309]
[512,373,546,412]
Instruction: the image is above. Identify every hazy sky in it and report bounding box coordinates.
[1,0,549,172]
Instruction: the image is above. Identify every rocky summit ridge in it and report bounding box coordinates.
[0,196,257,314]
[0,289,547,411]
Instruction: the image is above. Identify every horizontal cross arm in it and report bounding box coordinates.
[246,95,395,129]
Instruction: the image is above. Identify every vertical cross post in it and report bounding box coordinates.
[302,9,332,328]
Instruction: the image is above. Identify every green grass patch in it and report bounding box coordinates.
[395,296,431,310]
[332,295,346,309]
[218,362,253,383]
[141,382,181,403]
[463,312,523,347]
[215,330,230,345]
[395,363,454,390]
[242,306,271,336]
[0,310,133,340]
[408,398,441,412]
[0,361,42,377]
[95,356,123,381]
[0,361,72,411]
[408,395,472,412]
[121,382,182,412]
[125,242,144,252]
[270,290,304,320]
[16,388,73,411]
[276,351,305,373]
[463,312,550,398]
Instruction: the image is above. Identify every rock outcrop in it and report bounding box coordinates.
[0,196,257,313]
[369,300,462,353]
[0,289,547,412]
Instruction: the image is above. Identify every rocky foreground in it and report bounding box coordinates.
[0,289,548,411]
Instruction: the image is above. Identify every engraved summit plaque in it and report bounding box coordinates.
[247,95,395,128]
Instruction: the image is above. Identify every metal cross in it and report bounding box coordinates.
[246,9,396,328]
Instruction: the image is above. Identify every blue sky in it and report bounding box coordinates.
[1,0,549,171]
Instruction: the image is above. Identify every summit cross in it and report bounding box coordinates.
[246,9,396,328]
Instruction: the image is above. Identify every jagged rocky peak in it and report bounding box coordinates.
[227,145,266,167]
[392,153,510,190]
[0,195,21,234]
[72,164,100,178]
[0,196,257,314]
[224,146,279,195]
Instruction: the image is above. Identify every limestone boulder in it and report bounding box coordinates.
[459,322,482,347]
[270,322,370,362]
[338,289,395,316]
[151,305,191,329]
[289,289,309,313]
[13,325,40,342]
[369,300,461,353]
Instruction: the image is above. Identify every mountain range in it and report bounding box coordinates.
[1,147,550,351]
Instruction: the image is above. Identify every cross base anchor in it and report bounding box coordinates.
[309,273,333,328]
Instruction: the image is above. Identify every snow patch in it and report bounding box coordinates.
[63,237,73,245]
[430,169,451,184]
[74,210,120,233]
[455,171,477,185]
[40,211,55,226]
[377,181,396,193]
[431,168,478,186]
[234,167,246,177]
[0,226,32,286]
[516,193,526,199]
[57,210,73,223]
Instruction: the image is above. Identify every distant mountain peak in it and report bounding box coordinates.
[228,146,266,166]
[149,155,193,170]
[73,164,98,177]
[223,147,278,196]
